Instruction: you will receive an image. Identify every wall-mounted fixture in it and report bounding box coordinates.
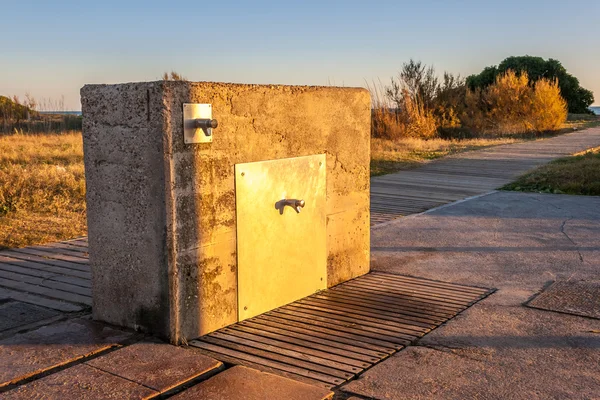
[183,103,217,144]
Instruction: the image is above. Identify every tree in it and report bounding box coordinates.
[0,95,30,126]
[383,60,438,139]
[466,56,594,114]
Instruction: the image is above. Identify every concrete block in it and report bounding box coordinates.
[82,81,370,342]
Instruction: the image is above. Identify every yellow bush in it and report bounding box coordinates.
[371,91,437,140]
[530,78,568,131]
[462,70,567,135]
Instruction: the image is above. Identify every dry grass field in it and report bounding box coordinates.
[0,132,86,249]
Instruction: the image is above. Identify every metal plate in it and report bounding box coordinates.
[236,154,327,321]
[527,280,600,319]
[183,103,213,144]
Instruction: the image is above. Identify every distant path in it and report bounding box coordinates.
[370,127,600,225]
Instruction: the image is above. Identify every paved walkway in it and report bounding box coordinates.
[343,191,600,399]
[371,126,600,224]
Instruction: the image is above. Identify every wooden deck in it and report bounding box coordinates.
[371,127,600,224]
[0,237,90,312]
[190,272,493,389]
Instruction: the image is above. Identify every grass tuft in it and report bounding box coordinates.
[501,147,600,195]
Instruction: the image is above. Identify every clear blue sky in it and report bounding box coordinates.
[1,0,598,110]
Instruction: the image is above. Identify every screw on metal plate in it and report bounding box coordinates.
[183,104,215,144]
[275,199,306,214]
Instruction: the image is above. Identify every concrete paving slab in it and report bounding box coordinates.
[0,318,135,387]
[0,301,59,333]
[86,341,223,393]
[527,280,600,319]
[2,364,157,399]
[172,365,333,400]
[342,302,600,399]
[340,192,600,399]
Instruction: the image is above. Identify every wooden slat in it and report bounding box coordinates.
[0,237,92,311]
[44,242,89,254]
[339,280,471,310]
[11,247,89,265]
[0,287,84,312]
[210,330,361,374]
[0,269,90,298]
[358,276,484,303]
[0,250,90,272]
[300,297,434,329]
[255,314,398,353]
[333,283,464,315]
[0,254,91,280]
[29,244,89,259]
[241,319,390,358]
[271,308,412,346]
[316,289,450,323]
[62,240,89,248]
[189,341,335,389]
[226,325,373,366]
[0,277,92,306]
[0,263,91,289]
[311,292,443,325]
[199,335,350,383]
[235,321,380,362]
[192,273,493,388]
[287,302,427,336]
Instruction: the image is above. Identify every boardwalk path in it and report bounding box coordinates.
[1,127,600,311]
[371,127,600,224]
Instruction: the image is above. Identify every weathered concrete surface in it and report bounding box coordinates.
[82,82,371,341]
[3,364,157,399]
[86,341,223,393]
[81,82,169,337]
[0,319,134,387]
[0,301,59,333]
[171,365,333,400]
[340,191,600,399]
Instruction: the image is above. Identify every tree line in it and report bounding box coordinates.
[371,56,595,140]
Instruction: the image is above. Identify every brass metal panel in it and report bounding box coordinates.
[236,154,327,321]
